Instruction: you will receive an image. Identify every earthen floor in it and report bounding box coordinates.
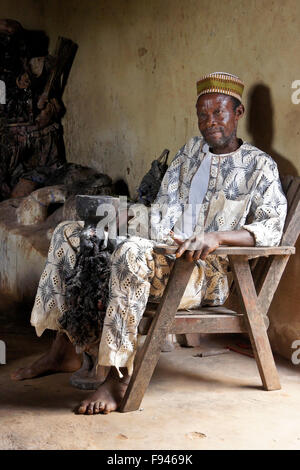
[1,320,300,450]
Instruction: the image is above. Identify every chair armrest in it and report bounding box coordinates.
[154,244,295,258]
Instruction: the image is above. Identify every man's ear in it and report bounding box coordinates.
[235,103,245,120]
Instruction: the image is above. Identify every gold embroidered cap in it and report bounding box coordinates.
[196,72,244,102]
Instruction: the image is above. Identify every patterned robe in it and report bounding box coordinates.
[30,137,287,376]
[151,136,287,246]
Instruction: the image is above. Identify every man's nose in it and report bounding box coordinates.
[206,114,217,127]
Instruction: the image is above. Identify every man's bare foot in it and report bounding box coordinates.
[11,332,81,381]
[76,367,130,415]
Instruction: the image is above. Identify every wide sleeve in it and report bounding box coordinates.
[149,143,188,242]
[242,158,287,247]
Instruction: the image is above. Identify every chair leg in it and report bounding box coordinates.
[229,255,281,391]
[119,257,195,412]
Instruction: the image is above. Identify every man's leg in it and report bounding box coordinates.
[11,332,81,380]
[76,237,171,414]
[11,221,84,380]
[76,252,230,414]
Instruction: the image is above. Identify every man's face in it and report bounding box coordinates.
[196,93,244,149]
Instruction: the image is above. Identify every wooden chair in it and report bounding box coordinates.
[119,176,300,413]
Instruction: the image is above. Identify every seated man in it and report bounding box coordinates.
[12,72,287,414]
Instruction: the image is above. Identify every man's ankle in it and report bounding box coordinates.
[109,366,131,384]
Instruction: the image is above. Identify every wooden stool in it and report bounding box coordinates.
[120,176,300,412]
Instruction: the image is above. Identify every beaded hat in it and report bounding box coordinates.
[196,72,244,102]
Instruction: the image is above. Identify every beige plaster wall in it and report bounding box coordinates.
[4,0,300,193]
[268,237,300,360]
[39,0,300,196]
[0,0,45,31]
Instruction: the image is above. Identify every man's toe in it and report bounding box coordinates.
[98,401,105,412]
[11,368,28,381]
[87,402,95,414]
[103,403,116,414]
[93,402,101,414]
[10,370,19,380]
[77,401,88,414]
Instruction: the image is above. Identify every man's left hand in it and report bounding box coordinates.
[172,228,255,262]
[173,232,220,262]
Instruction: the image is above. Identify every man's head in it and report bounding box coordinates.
[195,72,245,152]
[196,93,244,149]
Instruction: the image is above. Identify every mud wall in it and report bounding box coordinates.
[41,0,300,196]
[0,1,45,32]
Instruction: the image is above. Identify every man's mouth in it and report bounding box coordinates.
[205,129,222,136]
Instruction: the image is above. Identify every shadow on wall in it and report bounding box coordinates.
[247,83,298,178]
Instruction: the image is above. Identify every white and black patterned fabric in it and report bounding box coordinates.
[30,137,287,376]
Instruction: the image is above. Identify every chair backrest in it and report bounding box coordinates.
[227,175,300,303]
[249,175,300,293]
[280,175,300,246]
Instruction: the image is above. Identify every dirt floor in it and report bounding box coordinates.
[1,318,300,450]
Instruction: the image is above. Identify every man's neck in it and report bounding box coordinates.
[210,137,241,155]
